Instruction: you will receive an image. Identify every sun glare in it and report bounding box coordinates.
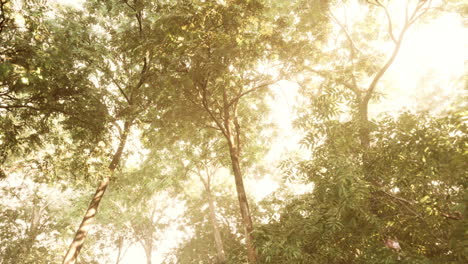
[44,1,467,263]
[380,12,467,114]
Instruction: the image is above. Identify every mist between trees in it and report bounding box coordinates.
[0,0,466,263]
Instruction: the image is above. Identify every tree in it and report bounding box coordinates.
[122,193,180,264]
[176,181,251,264]
[291,0,432,152]
[254,1,466,262]
[152,1,278,261]
[257,110,467,263]
[190,150,228,263]
[60,1,144,260]
[0,173,83,264]
[144,91,271,262]
[54,0,183,262]
[0,0,109,182]
[3,0,464,263]
[178,135,231,263]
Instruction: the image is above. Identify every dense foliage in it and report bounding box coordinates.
[0,0,466,263]
[257,111,467,263]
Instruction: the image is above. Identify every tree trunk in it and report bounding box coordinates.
[206,188,227,263]
[358,95,382,217]
[358,102,370,150]
[143,242,152,264]
[22,197,42,256]
[62,121,131,264]
[227,143,257,263]
[115,236,124,264]
[358,101,378,185]
[62,177,111,264]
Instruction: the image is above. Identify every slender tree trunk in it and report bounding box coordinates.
[62,175,111,264]
[227,142,257,263]
[62,120,131,264]
[218,87,256,262]
[206,188,227,263]
[22,197,42,256]
[197,163,227,263]
[143,242,152,264]
[115,236,124,264]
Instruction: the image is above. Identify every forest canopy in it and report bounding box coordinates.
[0,0,466,263]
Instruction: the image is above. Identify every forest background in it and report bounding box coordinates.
[0,0,466,263]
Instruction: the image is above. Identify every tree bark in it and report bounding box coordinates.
[196,160,227,263]
[358,102,370,150]
[205,187,227,263]
[358,100,377,187]
[143,242,152,264]
[227,142,257,263]
[62,120,131,264]
[115,236,124,264]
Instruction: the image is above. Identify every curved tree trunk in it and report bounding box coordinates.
[62,120,131,264]
[227,143,257,263]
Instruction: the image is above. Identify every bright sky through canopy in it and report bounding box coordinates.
[124,3,467,263]
[381,12,467,114]
[48,0,466,263]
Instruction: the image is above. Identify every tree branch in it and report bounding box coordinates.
[199,79,229,139]
[232,101,241,153]
[115,80,131,105]
[304,66,361,96]
[328,10,363,56]
[0,104,40,111]
[375,0,397,44]
[122,0,136,12]
[328,9,361,90]
[363,0,430,104]
[380,190,414,205]
[227,79,277,108]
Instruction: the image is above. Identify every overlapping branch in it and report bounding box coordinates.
[364,0,431,104]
